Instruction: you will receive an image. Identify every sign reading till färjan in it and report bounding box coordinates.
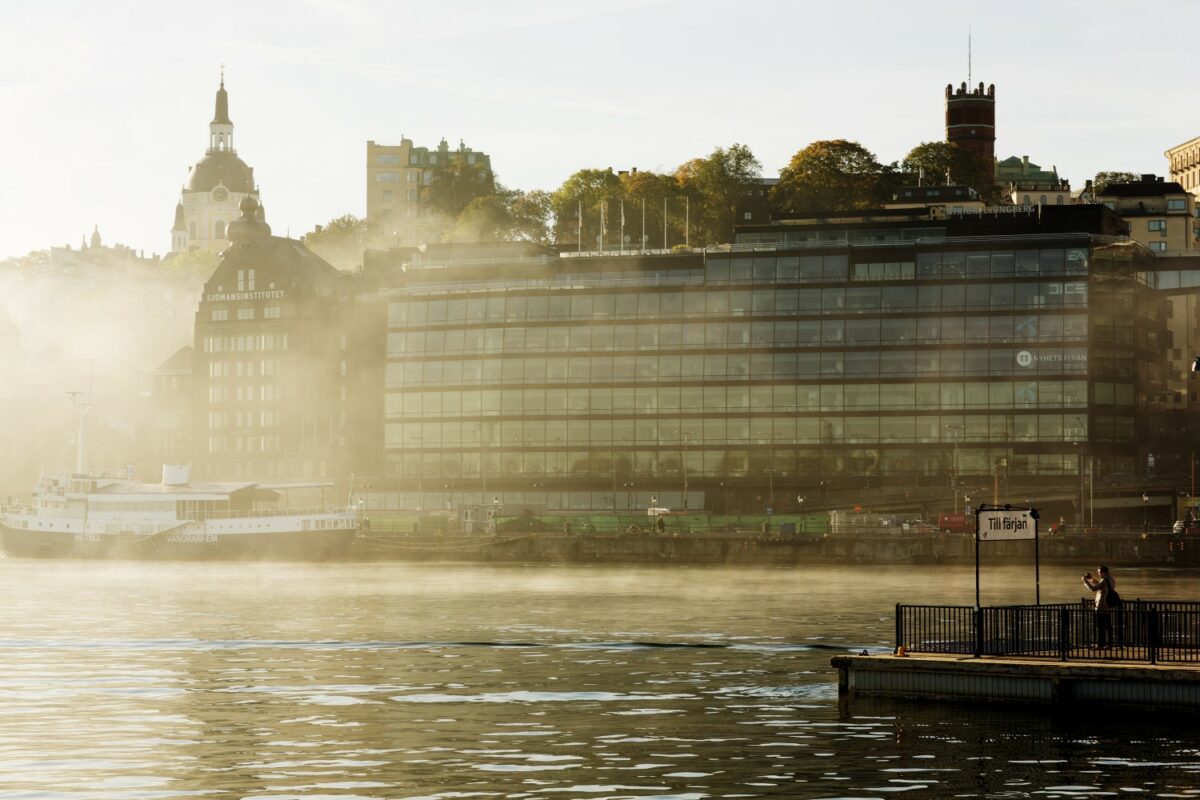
[977,509,1036,541]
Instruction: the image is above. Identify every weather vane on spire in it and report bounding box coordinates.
[220,62,225,87]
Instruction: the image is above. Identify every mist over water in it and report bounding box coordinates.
[0,264,201,493]
[1,561,1199,798]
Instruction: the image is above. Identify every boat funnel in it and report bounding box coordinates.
[161,464,191,486]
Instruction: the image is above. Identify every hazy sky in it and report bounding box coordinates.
[1,0,1194,260]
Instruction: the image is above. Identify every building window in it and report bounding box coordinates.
[382,190,393,201]
[263,306,281,319]
[375,172,401,182]
[1056,196,1064,205]
[1023,195,1031,205]
[407,172,418,183]
[1150,241,1168,252]
[237,307,254,320]
[1168,198,1187,211]
[211,308,228,321]
[1148,220,1167,232]
[408,189,418,201]
[743,212,753,221]
[468,154,476,165]
[377,154,402,165]
[1039,195,1048,205]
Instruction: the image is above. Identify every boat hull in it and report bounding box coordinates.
[0,524,357,561]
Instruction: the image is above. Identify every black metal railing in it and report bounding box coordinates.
[897,600,1200,665]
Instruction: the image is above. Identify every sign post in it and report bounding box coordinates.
[974,504,1040,609]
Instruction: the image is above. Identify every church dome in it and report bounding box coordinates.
[187,150,255,194]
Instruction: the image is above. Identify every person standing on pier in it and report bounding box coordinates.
[1082,565,1118,649]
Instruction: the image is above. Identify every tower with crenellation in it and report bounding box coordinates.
[945,81,996,187]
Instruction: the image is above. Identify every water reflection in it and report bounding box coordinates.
[0,561,1198,797]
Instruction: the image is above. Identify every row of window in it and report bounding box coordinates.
[387,314,1089,356]
[208,411,282,429]
[207,436,282,453]
[384,348,1092,387]
[384,413,1091,448]
[90,501,175,514]
[382,449,1097,481]
[383,381,1094,418]
[201,334,289,353]
[207,384,282,403]
[387,282,1089,327]
[208,360,281,378]
[210,307,282,322]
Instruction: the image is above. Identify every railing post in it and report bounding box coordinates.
[1059,608,1069,661]
[1149,610,1159,665]
[974,607,983,658]
[894,602,902,655]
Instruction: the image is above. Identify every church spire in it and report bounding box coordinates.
[208,67,234,153]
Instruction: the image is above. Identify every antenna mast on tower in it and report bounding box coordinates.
[968,26,972,86]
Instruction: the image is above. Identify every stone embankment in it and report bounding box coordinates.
[350,531,1198,565]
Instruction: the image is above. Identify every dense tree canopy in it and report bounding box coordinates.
[772,140,884,212]
[161,246,221,277]
[422,159,496,220]
[902,141,996,200]
[1093,171,1142,194]
[300,214,368,271]
[675,144,762,246]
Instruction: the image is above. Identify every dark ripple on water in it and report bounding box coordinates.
[1,563,1200,798]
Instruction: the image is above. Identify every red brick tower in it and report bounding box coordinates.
[945,81,995,186]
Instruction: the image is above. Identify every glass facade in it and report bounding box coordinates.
[377,237,1161,512]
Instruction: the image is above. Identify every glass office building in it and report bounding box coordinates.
[372,214,1165,514]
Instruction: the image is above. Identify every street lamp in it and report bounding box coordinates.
[1143,492,1150,531]
[945,424,964,514]
[409,434,430,511]
[674,429,691,511]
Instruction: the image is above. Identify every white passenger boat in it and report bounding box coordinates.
[0,465,359,560]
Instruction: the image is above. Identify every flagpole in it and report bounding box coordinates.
[663,196,668,250]
[685,196,690,248]
[577,199,582,255]
[641,199,645,253]
[619,199,625,255]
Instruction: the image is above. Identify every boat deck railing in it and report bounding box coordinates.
[0,505,357,521]
[897,599,1200,665]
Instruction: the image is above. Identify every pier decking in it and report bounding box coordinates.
[832,653,1200,708]
[834,600,1200,709]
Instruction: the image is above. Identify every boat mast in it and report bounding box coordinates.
[67,391,90,475]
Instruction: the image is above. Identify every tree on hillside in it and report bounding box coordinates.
[675,143,762,246]
[161,247,221,278]
[300,214,367,271]
[1093,171,1142,194]
[423,159,496,220]
[451,187,553,245]
[506,189,553,244]
[550,168,624,250]
[902,141,996,200]
[772,140,883,212]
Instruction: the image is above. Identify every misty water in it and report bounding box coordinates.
[1,561,1199,799]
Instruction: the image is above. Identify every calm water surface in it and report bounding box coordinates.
[1,559,1199,799]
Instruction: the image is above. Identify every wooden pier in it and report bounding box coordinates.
[832,652,1200,709]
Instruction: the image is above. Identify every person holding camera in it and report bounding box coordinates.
[1082,565,1118,649]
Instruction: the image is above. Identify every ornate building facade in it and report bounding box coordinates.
[171,74,263,253]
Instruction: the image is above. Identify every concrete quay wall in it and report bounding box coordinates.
[832,654,1200,709]
[351,531,1200,566]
